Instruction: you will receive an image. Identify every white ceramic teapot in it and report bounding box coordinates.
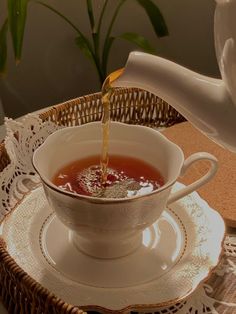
[112,0,236,152]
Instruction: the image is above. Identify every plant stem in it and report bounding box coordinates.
[94,0,111,85]
[96,0,109,61]
[86,0,95,31]
[102,0,127,77]
[97,0,109,36]
[86,0,100,76]
[93,58,105,84]
[86,0,106,85]
[106,0,126,41]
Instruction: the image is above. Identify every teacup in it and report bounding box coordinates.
[33,121,218,259]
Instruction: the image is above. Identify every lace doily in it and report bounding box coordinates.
[0,114,235,313]
[0,114,62,222]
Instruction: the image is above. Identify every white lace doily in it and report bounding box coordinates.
[0,114,62,222]
[0,114,235,313]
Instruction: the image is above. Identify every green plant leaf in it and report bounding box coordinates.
[97,0,109,35]
[136,0,168,37]
[0,19,8,75]
[86,0,98,53]
[8,0,29,63]
[86,0,95,31]
[76,35,104,84]
[101,0,127,76]
[38,2,95,60]
[119,32,156,54]
[75,35,94,62]
[37,2,83,36]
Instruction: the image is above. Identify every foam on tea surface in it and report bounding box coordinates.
[77,166,154,198]
[53,155,164,199]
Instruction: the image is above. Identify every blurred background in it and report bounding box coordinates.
[0,0,219,120]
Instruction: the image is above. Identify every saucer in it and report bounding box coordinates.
[40,205,186,288]
[1,182,225,312]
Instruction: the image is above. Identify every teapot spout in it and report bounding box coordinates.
[112,51,236,152]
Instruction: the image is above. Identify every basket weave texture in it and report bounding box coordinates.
[0,89,184,314]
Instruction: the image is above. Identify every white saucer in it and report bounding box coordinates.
[1,183,225,312]
[40,207,186,288]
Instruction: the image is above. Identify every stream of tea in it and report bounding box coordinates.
[100,68,124,184]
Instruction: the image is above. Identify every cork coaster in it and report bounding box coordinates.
[163,122,236,228]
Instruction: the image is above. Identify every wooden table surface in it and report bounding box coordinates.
[163,121,236,228]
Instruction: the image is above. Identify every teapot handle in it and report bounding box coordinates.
[167,152,218,205]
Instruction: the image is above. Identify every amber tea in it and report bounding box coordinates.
[53,155,164,198]
[100,68,124,183]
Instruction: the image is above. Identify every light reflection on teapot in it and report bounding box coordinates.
[111,0,236,152]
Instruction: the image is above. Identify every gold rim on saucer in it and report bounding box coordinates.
[1,182,225,313]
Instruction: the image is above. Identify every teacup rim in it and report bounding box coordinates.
[32,121,184,203]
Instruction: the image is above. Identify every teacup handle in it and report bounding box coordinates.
[167,152,218,205]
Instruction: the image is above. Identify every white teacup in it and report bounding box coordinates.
[33,121,218,259]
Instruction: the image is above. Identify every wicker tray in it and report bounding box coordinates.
[0,88,185,314]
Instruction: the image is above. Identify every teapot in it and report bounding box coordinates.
[112,0,236,152]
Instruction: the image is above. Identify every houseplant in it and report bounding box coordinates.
[0,0,168,85]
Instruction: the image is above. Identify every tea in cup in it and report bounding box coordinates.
[33,121,218,259]
[52,154,165,198]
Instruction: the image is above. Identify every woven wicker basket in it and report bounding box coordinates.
[0,88,184,314]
